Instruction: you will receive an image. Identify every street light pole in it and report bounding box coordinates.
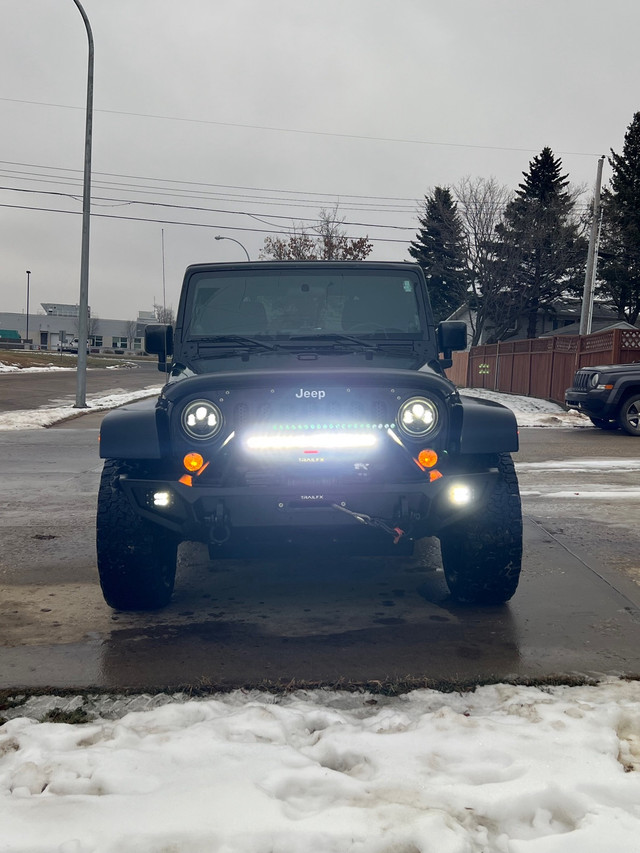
[71,0,94,408]
[214,235,250,261]
[25,270,31,349]
[579,155,605,336]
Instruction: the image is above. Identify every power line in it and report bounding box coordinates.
[0,97,602,158]
[0,159,595,214]
[0,184,417,230]
[0,158,421,205]
[0,201,413,244]
[0,172,416,214]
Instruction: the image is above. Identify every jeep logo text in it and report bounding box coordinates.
[295,388,326,399]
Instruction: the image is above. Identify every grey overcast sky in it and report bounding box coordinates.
[1,0,639,321]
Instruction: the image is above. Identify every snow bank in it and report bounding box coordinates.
[0,388,162,431]
[1,681,640,852]
[460,387,591,429]
[0,363,75,373]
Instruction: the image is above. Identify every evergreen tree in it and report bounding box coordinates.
[488,147,585,340]
[409,187,469,323]
[599,112,640,325]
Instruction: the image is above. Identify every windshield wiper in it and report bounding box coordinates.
[284,333,382,350]
[193,335,281,351]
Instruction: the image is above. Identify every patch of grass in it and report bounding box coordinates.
[42,708,91,725]
[0,675,627,723]
[0,694,28,713]
[181,673,603,698]
[0,349,132,370]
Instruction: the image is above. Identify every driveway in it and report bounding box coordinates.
[1,412,639,691]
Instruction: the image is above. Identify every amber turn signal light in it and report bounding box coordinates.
[418,449,438,468]
[183,452,205,472]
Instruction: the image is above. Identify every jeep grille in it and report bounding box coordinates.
[232,397,393,429]
[573,370,594,391]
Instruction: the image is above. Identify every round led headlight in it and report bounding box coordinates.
[181,399,222,441]
[590,372,600,388]
[398,396,439,437]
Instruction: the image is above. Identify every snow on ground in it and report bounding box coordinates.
[0,360,139,374]
[459,387,591,429]
[0,387,162,430]
[0,364,76,373]
[2,681,640,852]
[0,360,160,430]
[517,459,640,472]
[517,458,640,499]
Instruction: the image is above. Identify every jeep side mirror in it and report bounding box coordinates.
[145,324,174,371]
[437,321,467,369]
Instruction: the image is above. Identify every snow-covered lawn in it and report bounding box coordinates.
[0,359,161,430]
[2,682,640,852]
[459,387,591,429]
[0,387,162,430]
[0,363,76,373]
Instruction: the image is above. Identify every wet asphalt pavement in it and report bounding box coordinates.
[1,364,640,692]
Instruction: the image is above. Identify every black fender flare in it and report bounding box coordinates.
[99,399,162,459]
[612,378,640,407]
[456,394,519,454]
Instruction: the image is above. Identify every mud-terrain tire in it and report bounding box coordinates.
[589,417,618,431]
[617,394,640,436]
[439,453,522,604]
[96,459,178,610]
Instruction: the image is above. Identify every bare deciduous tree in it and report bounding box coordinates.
[154,304,175,325]
[453,176,513,345]
[125,320,139,349]
[74,311,100,344]
[261,205,373,261]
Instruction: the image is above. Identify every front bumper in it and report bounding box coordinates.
[564,388,612,418]
[118,468,499,549]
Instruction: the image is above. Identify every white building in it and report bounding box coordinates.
[0,303,156,352]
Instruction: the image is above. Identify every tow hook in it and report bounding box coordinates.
[331,503,407,544]
[208,500,231,544]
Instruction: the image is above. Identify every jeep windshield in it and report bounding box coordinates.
[183,267,425,343]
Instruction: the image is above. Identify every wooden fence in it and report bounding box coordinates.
[446,327,640,404]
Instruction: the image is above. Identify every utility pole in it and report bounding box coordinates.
[25,270,31,349]
[161,228,167,316]
[72,0,94,407]
[579,155,605,336]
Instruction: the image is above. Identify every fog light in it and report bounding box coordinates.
[449,484,472,506]
[153,490,172,508]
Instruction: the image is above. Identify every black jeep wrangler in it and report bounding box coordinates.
[97,261,522,610]
[565,363,640,435]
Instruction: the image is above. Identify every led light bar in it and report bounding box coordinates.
[245,432,378,451]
